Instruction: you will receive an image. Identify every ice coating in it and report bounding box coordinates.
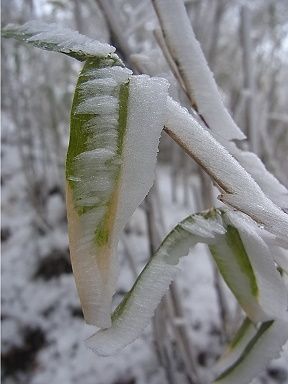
[165,97,288,243]
[225,141,288,209]
[86,209,286,355]
[67,66,169,328]
[86,211,225,355]
[214,318,257,375]
[2,21,115,59]
[67,62,127,327]
[225,211,287,321]
[112,75,169,238]
[86,256,177,355]
[215,320,288,384]
[153,0,245,141]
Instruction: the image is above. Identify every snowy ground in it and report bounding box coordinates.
[1,130,288,384]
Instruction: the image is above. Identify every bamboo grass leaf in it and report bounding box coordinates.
[152,0,245,141]
[152,0,288,209]
[2,21,115,61]
[67,67,169,327]
[3,22,169,328]
[86,209,287,355]
[214,319,288,384]
[165,98,288,244]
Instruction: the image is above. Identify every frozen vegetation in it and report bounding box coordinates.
[2,1,288,383]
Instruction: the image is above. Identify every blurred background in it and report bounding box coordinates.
[1,1,288,383]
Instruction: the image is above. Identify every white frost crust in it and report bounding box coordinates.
[165,97,288,243]
[68,65,130,328]
[8,21,115,57]
[214,319,257,375]
[113,75,169,237]
[76,95,118,115]
[215,320,288,384]
[225,140,288,209]
[83,67,132,82]
[226,211,288,321]
[86,255,178,355]
[86,208,287,355]
[86,212,225,355]
[69,72,169,328]
[153,0,245,141]
[273,247,288,274]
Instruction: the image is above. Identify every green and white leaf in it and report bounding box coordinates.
[2,21,115,61]
[86,209,287,355]
[214,319,288,384]
[165,97,288,244]
[152,0,288,209]
[215,318,258,374]
[67,65,168,328]
[152,0,245,141]
[3,22,169,328]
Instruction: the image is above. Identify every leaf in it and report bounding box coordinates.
[152,0,245,141]
[214,319,288,384]
[152,0,288,209]
[215,318,257,374]
[67,63,169,328]
[212,210,287,322]
[3,21,169,328]
[2,21,115,61]
[165,97,288,244]
[225,141,288,209]
[86,209,287,355]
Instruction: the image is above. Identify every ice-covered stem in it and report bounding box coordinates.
[152,0,245,141]
[165,98,288,243]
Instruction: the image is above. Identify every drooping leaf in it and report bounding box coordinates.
[152,0,288,209]
[67,64,168,327]
[215,318,257,374]
[2,21,115,61]
[225,141,288,209]
[214,319,288,384]
[3,22,169,328]
[152,0,245,141]
[165,97,288,244]
[86,209,287,355]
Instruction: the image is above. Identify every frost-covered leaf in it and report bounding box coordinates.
[67,62,168,327]
[153,0,245,141]
[3,21,169,328]
[152,0,288,209]
[86,209,287,355]
[2,21,115,61]
[165,98,288,244]
[214,319,288,384]
[225,141,288,209]
[212,210,287,322]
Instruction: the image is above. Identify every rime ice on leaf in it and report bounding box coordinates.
[87,209,287,355]
[165,98,288,244]
[2,21,115,60]
[214,319,288,384]
[3,21,169,328]
[153,0,245,141]
[67,65,168,327]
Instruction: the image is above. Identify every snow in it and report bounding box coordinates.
[153,0,245,141]
[165,97,288,244]
[1,74,287,384]
[2,121,287,383]
[3,21,115,58]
